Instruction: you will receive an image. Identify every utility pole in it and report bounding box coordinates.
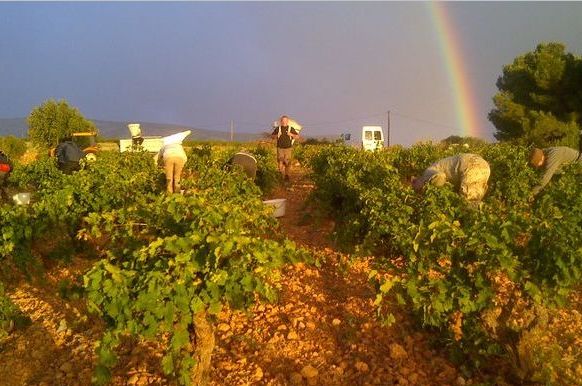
[230,120,234,142]
[386,110,391,147]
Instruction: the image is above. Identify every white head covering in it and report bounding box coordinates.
[273,118,302,132]
[163,130,192,145]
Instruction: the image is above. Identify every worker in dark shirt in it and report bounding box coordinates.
[55,137,85,175]
[271,115,299,182]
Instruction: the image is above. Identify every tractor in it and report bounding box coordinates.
[71,132,99,161]
[49,132,100,161]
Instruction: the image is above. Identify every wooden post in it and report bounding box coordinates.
[386,110,391,147]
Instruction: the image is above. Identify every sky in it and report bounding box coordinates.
[0,1,581,146]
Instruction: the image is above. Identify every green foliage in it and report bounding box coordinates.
[184,144,214,172]
[293,142,336,167]
[489,42,582,147]
[0,283,18,340]
[27,99,98,149]
[2,146,306,384]
[0,282,30,341]
[8,156,64,192]
[83,167,306,385]
[309,145,414,253]
[528,164,582,297]
[185,144,280,195]
[2,152,163,271]
[0,136,27,161]
[58,278,85,300]
[249,145,280,195]
[0,204,37,270]
[388,141,452,180]
[481,143,538,206]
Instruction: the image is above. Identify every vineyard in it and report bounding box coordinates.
[0,141,581,385]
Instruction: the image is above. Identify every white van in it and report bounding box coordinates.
[361,126,384,151]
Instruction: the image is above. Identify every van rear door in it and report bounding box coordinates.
[362,126,384,151]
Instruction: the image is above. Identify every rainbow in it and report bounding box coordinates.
[428,1,481,137]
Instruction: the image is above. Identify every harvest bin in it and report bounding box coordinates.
[263,198,286,218]
[12,192,31,205]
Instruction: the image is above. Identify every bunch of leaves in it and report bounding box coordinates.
[185,144,281,195]
[387,141,454,181]
[489,42,582,147]
[248,145,280,195]
[526,164,582,302]
[0,282,30,341]
[293,142,335,167]
[0,204,37,270]
[82,169,307,385]
[0,282,19,340]
[184,144,214,172]
[0,136,27,161]
[2,152,163,270]
[373,186,533,371]
[481,143,538,207]
[8,156,65,193]
[27,98,97,148]
[309,145,399,250]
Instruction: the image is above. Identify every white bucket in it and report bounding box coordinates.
[12,193,31,206]
[128,123,141,138]
[263,198,286,218]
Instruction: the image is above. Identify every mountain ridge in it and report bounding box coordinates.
[0,118,266,142]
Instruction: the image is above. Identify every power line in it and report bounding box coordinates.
[390,110,458,131]
[304,112,386,128]
[185,109,463,135]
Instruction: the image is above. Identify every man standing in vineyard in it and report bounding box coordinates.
[529,146,582,195]
[271,115,300,182]
[412,153,491,203]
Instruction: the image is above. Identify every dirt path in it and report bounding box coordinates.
[207,168,466,386]
[0,167,468,386]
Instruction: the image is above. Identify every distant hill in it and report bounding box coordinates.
[0,118,265,142]
[0,118,28,137]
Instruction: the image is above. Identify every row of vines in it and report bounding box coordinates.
[0,144,306,385]
[303,142,581,384]
[1,139,579,385]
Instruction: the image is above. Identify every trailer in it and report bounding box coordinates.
[119,136,164,153]
[119,123,164,153]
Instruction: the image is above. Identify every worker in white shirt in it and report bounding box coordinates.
[156,130,191,193]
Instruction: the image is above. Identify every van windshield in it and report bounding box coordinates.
[364,131,373,140]
[374,131,382,141]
